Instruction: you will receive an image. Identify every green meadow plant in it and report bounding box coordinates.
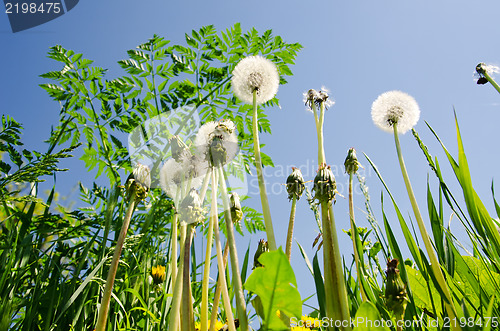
[6,22,500,331]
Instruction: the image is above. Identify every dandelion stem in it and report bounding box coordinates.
[482,69,500,95]
[209,242,230,331]
[320,201,338,330]
[95,189,138,331]
[252,90,277,251]
[181,224,195,331]
[217,166,249,331]
[211,170,237,331]
[349,173,367,302]
[327,204,352,331]
[168,224,186,331]
[285,195,297,261]
[393,125,460,329]
[201,169,216,331]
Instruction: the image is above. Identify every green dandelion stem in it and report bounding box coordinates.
[217,166,249,331]
[349,173,367,302]
[285,195,297,261]
[95,188,138,331]
[318,102,326,164]
[252,90,277,251]
[168,224,187,331]
[201,169,216,331]
[482,69,500,95]
[209,241,230,331]
[211,170,237,331]
[181,224,195,331]
[393,124,460,329]
[320,202,338,330]
[327,204,352,331]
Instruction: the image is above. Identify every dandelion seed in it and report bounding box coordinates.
[476,62,500,77]
[371,90,420,134]
[232,56,279,104]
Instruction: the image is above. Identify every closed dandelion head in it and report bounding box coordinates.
[385,259,408,319]
[313,163,336,203]
[371,90,420,134]
[194,120,239,167]
[232,55,280,105]
[344,147,362,175]
[286,167,305,201]
[230,192,243,225]
[253,239,269,269]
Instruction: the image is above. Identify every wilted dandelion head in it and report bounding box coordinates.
[371,90,420,134]
[132,163,151,190]
[476,63,500,76]
[194,119,239,167]
[303,87,334,112]
[232,56,279,104]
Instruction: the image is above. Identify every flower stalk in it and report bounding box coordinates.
[393,124,460,329]
[252,90,277,251]
[211,170,237,331]
[95,165,150,331]
[217,166,249,331]
[345,148,367,302]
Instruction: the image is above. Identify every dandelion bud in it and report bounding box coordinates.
[253,239,269,269]
[385,259,408,320]
[179,188,205,225]
[286,167,305,201]
[344,147,361,175]
[230,192,243,225]
[170,135,190,162]
[127,163,151,200]
[151,265,166,285]
[313,163,336,203]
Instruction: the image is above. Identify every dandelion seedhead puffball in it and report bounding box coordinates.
[371,90,420,134]
[232,56,279,104]
[159,157,204,199]
[194,119,239,167]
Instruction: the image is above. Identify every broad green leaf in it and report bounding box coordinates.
[244,248,302,330]
[353,301,391,331]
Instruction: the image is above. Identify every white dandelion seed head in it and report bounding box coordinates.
[194,120,239,166]
[231,56,280,105]
[371,90,420,134]
[159,157,204,199]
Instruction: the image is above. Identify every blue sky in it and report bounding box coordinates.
[2,0,500,318]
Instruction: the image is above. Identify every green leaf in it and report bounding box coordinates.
[244,248,302,330]
[353,301,391,331]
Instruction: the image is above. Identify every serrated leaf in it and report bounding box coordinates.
[244,248,302,330]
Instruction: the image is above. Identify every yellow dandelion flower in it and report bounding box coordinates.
[291,327,312,331]
[301,315,321,328]
[194,320,225,331]
[151,265,166,285]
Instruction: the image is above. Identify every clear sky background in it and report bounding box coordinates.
[2,0,500,318]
